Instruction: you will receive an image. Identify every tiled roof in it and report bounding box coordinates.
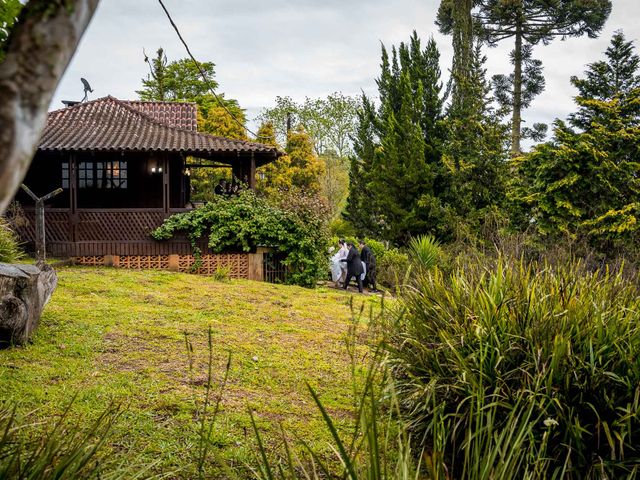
[125,100,198,131]
[39,96,281,159]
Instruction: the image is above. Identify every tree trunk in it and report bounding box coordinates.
[0,0,100,214]
[511,23,523,157]
[0,263,57,347]
[451,0,474,115]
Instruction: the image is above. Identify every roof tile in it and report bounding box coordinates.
[39,96,281,159]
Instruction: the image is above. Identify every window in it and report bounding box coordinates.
[78,161,94,188]
[61,162,69,189]
[74,161,128,189]
[97,161,128,189]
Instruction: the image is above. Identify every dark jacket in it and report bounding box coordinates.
[360,245,376,267]
[342,246,364,277]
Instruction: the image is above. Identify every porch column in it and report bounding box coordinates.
[162,155,170,215]
[249,152,256,190]
[69,154,78,244]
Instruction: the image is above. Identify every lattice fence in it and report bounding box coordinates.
[77,211,165,241]
[14,210,71,243]
[178,254,249,277]
[119,255,170,269]
[75,256,106,266]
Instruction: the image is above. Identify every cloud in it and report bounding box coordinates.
[53,0,640,144]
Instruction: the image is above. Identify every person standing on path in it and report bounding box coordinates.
[359,239,377,292]
[330,239,348,287]
[341,242,364,293]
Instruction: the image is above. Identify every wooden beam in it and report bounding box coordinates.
[185,163,232,169]
[20,184,62,265]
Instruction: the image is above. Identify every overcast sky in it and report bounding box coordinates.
[52,0,640,143]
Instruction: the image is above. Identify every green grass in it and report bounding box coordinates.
[0,266,383,478]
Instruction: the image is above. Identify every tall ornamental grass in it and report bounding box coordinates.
[387,258,640,479]
[0,217,24,263]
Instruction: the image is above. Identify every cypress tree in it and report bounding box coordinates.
[443,43,509,226]
[345,33,448,243]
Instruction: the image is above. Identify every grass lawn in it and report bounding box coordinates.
[0,266,384,478]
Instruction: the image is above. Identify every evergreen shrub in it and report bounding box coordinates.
[376,248,410,291]
[152,190,329,287]
[387,258,640,479]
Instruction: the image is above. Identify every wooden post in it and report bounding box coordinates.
[69,154,78,244]
[21,184,63,266]
[162,155,170,215]
[249,152,256,190]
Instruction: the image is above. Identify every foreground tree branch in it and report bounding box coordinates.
[0,0,99,214]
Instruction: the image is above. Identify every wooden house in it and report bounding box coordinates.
[12,96,283,279]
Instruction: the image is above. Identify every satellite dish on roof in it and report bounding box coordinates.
[81,78,94,102]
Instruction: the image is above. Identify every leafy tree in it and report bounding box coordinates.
[319,152,349,219]
[513,32,640,246]
[256,93,359,157]
[138,49,215,101]
[438,0,612,156]
[195,95,246,140]
[257,93,359,218]
[0,0,22,63]
[286,126,325,193]
[137,48,246,139]
[257,124,324,197]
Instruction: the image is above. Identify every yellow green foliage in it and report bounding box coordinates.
[257,124,325,196]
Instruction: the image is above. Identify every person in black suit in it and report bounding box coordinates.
[214,179,227,196]
[359,239,377,292]
[341,242,364,293]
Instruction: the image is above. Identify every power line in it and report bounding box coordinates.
[156,0,268,140]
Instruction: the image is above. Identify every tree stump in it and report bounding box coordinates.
[0,263,57,347]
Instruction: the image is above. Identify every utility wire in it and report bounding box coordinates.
[156,0,268,141]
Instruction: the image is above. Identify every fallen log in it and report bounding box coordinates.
[0,263,57,347]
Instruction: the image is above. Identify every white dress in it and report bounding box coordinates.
[330,245,349,283]
[330,251,343,282]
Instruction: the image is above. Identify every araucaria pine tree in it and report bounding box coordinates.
[513,31,640,248]
[438,0,612,156]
